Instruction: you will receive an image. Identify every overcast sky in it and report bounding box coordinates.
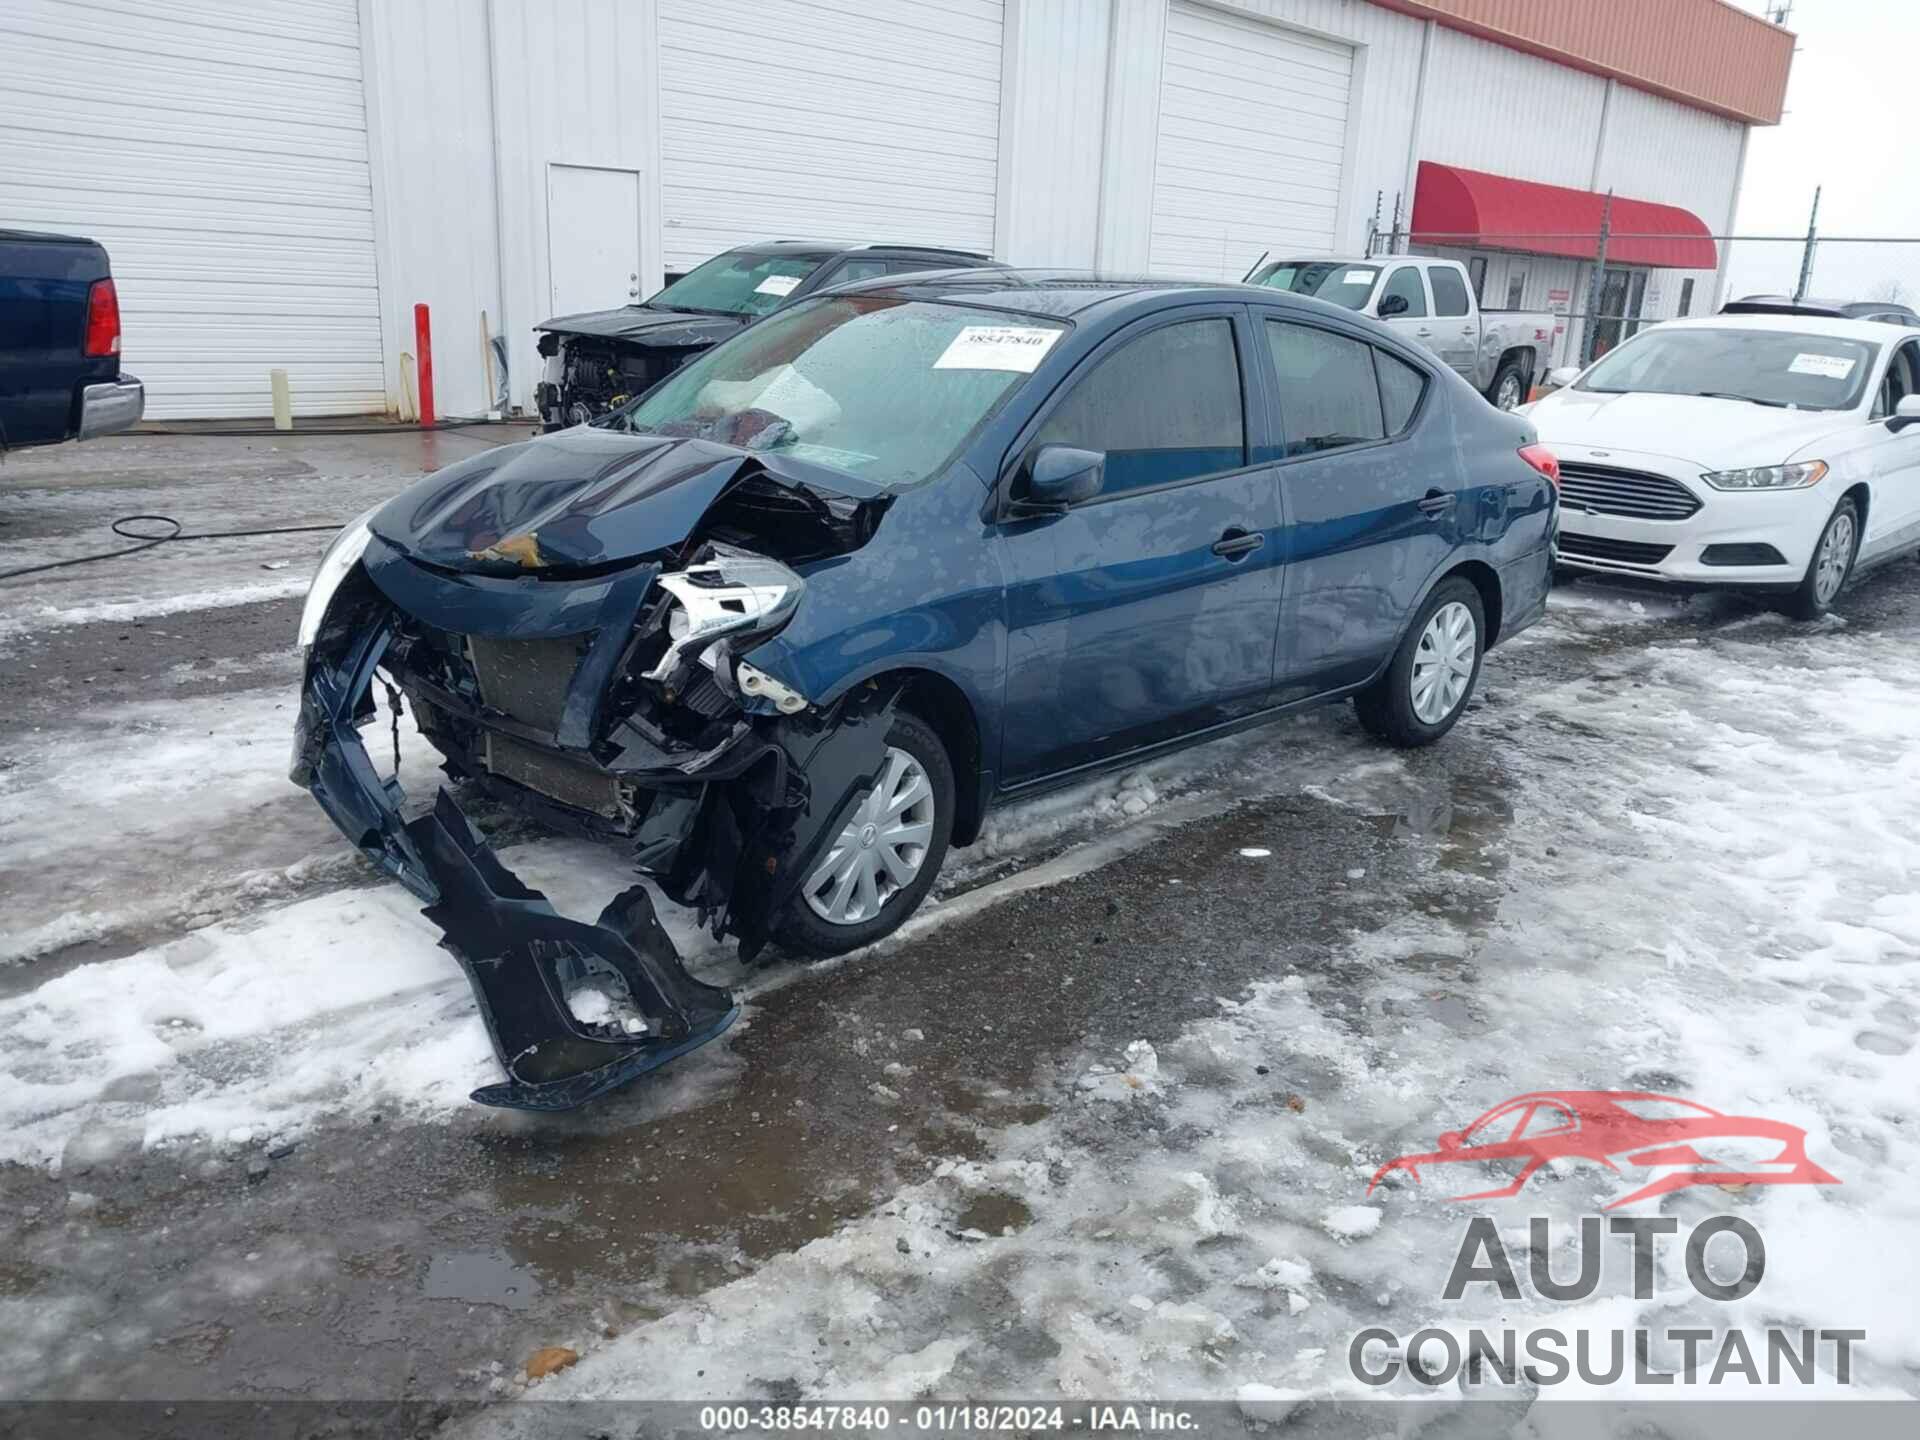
[1724,0,1920,302]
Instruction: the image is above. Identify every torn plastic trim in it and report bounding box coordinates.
[642,549,806,684]
[411,790,738,1111]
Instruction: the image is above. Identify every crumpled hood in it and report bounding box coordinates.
[1529,388,1846,468]
[369,426,876,573]
[534,304,747,347]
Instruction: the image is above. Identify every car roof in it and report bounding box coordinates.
[725,239,989,262]
[1656,311,1913,344]
[822,267,1340,320]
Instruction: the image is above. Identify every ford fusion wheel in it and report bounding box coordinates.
[1354,577,1486,748]
[779,710,955,957]
[1785,497,1859,620]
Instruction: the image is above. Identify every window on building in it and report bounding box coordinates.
[1467,256,1488,303]
[1505,270,1529,310]
[1036,319,1245,494]
[1380,267,1427,318]
[1376,350,1428,434]
[1679,278,1696,317]
[1428,266,1470,317]
[1264,321,1386,456]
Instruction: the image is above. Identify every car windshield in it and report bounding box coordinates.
[649,251,828,317]
[1577,327,1878,411]
[608,296,1067,486]
[1248,260,1379,311]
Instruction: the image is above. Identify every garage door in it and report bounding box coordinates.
[0,0,384,419]
[657,0,1003,273]
[1150,1,1354,280]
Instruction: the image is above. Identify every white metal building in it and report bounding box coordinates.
[0,0,1793,419]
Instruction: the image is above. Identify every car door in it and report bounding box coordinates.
[1858,336,1920,561]
[1425,264,1478,378]
[1374,263,1435,358]
[1257,316,1454,700]
[996,308,1284,785]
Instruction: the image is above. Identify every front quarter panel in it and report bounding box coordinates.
[742,464,1007,763]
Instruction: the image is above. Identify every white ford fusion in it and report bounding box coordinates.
[1525,312,1920,617]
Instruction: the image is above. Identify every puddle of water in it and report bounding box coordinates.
[423,1248,538,1310]
[956,1190,1034,1236]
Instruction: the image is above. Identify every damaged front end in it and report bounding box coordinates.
[291,437,895,1109]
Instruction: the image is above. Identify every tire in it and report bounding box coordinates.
[1488,360,1529,412]
[1781,496,1859,620]
[776,709,956,957]
[1354,577,1486,748]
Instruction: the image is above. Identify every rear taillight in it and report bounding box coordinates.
[83,278,121,357]
[1518,443,1559,491]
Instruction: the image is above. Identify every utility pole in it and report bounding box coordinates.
[1793,186,1821,301]
[1581,191,1614,366]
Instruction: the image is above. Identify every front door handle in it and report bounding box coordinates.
[1416,328,1433,337]
[1417,489,1455,519]
[1212,528,1265,560]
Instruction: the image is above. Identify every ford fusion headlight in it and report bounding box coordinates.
[296,507,379,655]
[1699,460,1827,491]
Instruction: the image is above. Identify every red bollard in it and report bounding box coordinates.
[413,303,435,427]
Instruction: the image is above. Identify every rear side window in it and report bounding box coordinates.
[1376,349,1428,434]
[1036,318,1245,494]
[1381,267,1427,318]
[1265,321,1385,456]
[1429,266,1470,317]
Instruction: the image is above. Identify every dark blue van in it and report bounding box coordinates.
[294,271,1556,1108]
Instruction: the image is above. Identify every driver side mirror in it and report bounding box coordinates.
[1547,366,1581,389]
[1889,395,1920,432]
[1377,293,1409,319]
[1011,445,1105,517]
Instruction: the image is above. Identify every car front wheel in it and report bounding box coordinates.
[1354,577,1486,748]
[1783,496,1859,620]
[778,710,955,957]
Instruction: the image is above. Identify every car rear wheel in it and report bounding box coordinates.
[1782,497,1859,620]
[1354,577,1486,748]
[1489,361,1529,412]
[778,710,955,957]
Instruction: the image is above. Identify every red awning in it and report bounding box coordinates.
[1410,162,1717,269]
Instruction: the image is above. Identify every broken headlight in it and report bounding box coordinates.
[644,552,805,685]
[297,507,379,656]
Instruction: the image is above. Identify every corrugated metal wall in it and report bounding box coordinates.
[996,0,1111,267]
[1,0,385,418]
[1420,24,1608,191]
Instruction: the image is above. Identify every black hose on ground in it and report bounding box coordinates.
[0,514,349,582]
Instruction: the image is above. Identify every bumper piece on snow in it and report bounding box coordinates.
[410,790,738,1111]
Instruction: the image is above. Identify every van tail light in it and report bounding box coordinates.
[1518,443,1560,491]
[83,278,122,357]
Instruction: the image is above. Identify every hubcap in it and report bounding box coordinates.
[1496,374,1524,410]
[802,745,935,926]
[1813,511,1855,605]
[1411,601,1477,724]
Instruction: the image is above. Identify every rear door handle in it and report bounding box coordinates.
[1212,528,1264,560]
[1417,489,1455,519]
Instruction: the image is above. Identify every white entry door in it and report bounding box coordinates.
[546,165,641,318]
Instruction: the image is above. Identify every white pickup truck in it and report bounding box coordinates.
[1249,256,1555,410]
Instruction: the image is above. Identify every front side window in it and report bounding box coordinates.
[1035,319,1245,495]
[1380,267,1427,318]
[649,251,829,317]
[615,297,1066,486]
[1429,266,1470,317]
[1265,321,1386,456]
[820,257,889,287]
[1577,327,1878,411]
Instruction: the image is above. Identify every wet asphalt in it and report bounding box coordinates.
[3,431,1919,1409]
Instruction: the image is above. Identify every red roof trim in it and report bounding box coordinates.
[1411,162,1718,270]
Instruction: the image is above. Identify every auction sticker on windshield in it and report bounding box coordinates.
[1788,353,1856,379]
[934,325,1062,373]
[754,274,802,297]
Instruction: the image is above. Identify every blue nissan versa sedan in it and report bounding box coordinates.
[292,271,1557,1109]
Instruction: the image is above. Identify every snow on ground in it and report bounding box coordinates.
[460,603,1919,1417]
[0,576,310,643]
